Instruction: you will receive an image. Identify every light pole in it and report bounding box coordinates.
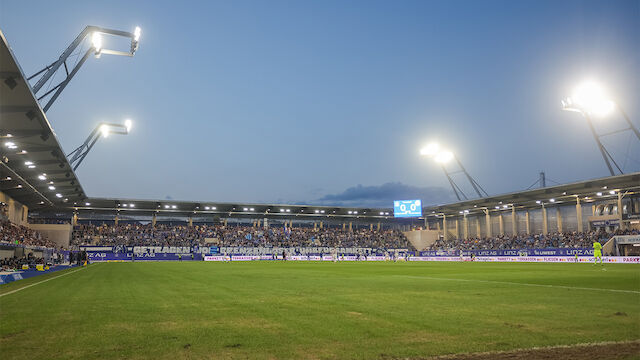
[562,81,640,176]
[67,120,132,171]
[420,142,488,200]
[28,26,141,112]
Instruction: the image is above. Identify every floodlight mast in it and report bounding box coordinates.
[67,122,130,171]
[562,81,640,176]
[28,25,140,113]
[420,143,488,200]
[441,164,466,201]
[453,155,489,198]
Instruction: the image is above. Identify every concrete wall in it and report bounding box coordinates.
[27,223,72,248]
[0,191,28,226]
[0,248,15,259]
[404,230,439,251]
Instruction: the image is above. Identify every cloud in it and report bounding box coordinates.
[310,182,454,207]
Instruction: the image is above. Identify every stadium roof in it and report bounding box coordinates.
[423,172,640,218]
[28,172,636,222]
[0,30,86,208]
[60,198,396,220]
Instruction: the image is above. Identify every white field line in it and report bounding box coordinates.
[0,266,85,298]
[395,275,640,294]
[427,339,640,359]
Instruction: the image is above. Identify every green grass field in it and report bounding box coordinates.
[1,261,639,359]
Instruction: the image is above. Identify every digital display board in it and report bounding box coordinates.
[393,199,422,218]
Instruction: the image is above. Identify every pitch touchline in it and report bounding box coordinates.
[395,275,640,294]
[0,266,85,298]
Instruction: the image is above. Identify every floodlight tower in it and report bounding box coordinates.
[67,120,132,171]
[420,143,489,201]
[28,26,141,112]
[562,81,640,176]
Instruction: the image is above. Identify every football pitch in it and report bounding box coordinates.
[1,261,639,359]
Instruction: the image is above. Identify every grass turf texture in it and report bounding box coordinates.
[0,262,638,359]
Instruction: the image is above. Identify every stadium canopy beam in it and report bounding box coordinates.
[28,25,141,113]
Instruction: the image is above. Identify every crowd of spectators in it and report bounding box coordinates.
[0,253,46,271]
[71,223,413,249]
[0,220,57,248]
[429,229,638,251]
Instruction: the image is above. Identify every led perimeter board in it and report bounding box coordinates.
[393,199,422,218]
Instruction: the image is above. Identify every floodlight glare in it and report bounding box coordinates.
[566,81,615,117]
[100,124,110,138]
[91,32,103,53]
[420,143,439,156]
[434,150,454,163]
[124,119,132,132]
[134,26,142,42]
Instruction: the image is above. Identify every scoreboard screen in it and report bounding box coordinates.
[393,199,422,218]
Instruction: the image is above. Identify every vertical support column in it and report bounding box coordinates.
[442,215,448,240]
[485,210,491,238]
[463,215,469,239]
[576,197,583,233]
[22,204,28,225]
[152,213,157,227]
[511,206,517,235]
[188,217,193,227]
[377,222,380,231]
[7,198,15,224]
[542,204,548,235]
[436,220,441,232]
[556,207,562,233]
[114,213,119,226]
[72,212,78,226]
[342,223,345,230]
[525,210,531,235]
[314,222,317,230]
[475,216,481,237]
[498,213,504,235]
[320,221,323,229]
[349,222,352,232]
[455,218,460,239]
[617,192,625,230]
[369,223,373,231]
[223,218,228,227]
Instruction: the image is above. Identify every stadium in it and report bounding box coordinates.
[1,2,639,359]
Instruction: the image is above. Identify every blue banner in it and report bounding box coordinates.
[421,248,594,257]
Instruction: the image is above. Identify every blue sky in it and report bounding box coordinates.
[1,0,638,207]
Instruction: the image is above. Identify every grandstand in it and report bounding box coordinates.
[1,6,639,360]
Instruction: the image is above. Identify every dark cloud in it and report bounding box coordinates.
[310,182,454,207]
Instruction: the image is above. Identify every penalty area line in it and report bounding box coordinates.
[395,275,640,294]
[0,266,86,298]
